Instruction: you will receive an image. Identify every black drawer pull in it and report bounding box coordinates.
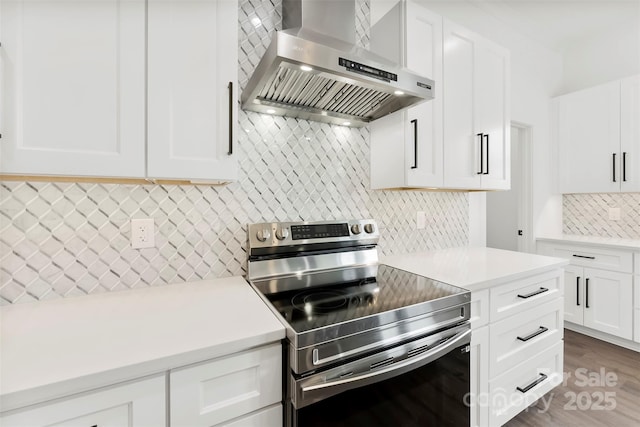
[613,153,617,182]
[517,287,549,299]
[586,278,590,308]
[572,254,595,260]
[517,326,549,342]
[517,373,548,393]
[576,276,580,306]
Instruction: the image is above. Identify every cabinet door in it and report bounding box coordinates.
[0,376,165,427]
[583,268,633,339]
[443,20,481,189]
[147,0,237,182]
[404,2,443,187]
[621,74,640,192]
[556,81,621,193]
[563,265,584,325]
[475,37,510,190]
[0,0,145,177]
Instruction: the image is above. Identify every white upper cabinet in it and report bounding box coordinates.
[370,0,443,189]
[442,20,510,190]
[0,0,146,177]
[555,74,639,193]
[147,0,238,182]
[620,75,640,192]
[1,0,238,182]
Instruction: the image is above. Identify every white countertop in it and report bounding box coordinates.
[382,247,568,291]
[0,276,285,411]
[536,235,640,251]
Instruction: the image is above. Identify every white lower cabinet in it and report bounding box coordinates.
[633,275,639,343]
[217,404,282,427]
[170,343,281,427]
[0,375,166,427]
[538,241,635,341]
[470,268,564,426]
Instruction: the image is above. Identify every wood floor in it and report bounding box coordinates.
[506,329,640,427]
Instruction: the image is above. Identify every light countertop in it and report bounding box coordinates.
[536,235,640,251]
[0,276,285,411]
[382,247,568,291]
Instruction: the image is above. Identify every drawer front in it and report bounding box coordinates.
[489,341,563,427]
[470,289,489,328]
[217,404,282,427]
[490,298,563,376]
[490,269,562,322]
[170,343,281,427]
[538,242,633,273]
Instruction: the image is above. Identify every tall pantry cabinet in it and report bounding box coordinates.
[369,1,510,191]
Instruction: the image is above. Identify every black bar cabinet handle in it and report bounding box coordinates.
[612,153,616,182]
[516,373,548,394]
[572,254,595,260]
[623,152,627,182]
[585,278,590,308]
[477,133,484,174]
[517,287,549,299]
[411,119,418,169]
[576,276,580,306]
[228,81,233,155]
[517,326,549,342]
[483,133,489,175]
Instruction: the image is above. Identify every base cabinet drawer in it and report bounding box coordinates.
[489,298,563,376]
[489,341,563,427]
[0,375,166,427]
[537,242,633,273]
[170,343,281,427]
[215,404,282,427]
[490,270,562,321]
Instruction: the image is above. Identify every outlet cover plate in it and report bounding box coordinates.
[131,218,155,249]
[416,211,426,230]
[608,207,621,221]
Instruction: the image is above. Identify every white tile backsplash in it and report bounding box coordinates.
[563,193,640,239]
[0,0,469,305]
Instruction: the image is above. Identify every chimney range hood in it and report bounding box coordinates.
[241,0,434,127]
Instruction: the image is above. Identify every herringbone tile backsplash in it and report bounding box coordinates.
[0,0,469,305]
[563,193,640,239]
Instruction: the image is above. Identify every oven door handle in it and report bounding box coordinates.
[298,327,471,407]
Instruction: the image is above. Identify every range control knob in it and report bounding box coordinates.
[275,227,289,241]
[350,224,361,235]
[364,223,375,234]
[256,228,271,242]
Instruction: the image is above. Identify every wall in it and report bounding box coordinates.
[0,0,469,305]
[557,13,640,238]
[563,193,640,239]
[372,0,565,248]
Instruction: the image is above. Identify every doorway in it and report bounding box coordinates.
[486,123,533,252]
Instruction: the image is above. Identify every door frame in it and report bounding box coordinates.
[512,121,534,253]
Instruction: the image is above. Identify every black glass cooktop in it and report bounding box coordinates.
[261,264,469,334]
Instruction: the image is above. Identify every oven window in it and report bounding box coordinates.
[292,342,469,427]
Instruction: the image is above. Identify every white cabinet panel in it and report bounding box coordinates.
[0,376,165,427]
[583,268,633,340]
[621,75,640,192]
[470,289,489,328]
[170,343,281,427]
[147,0,237,181]
[443,20,510,190]
[370,0,443,189]
[217,404,282,427]
[470,325,489,427]
[563,264,585,325]
[0,0,146,177]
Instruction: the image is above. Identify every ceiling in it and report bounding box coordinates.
[470,0,640,52]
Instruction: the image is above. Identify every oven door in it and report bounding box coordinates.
[288,324,470,427]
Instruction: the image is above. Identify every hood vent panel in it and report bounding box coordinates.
[258,65,392,121]
[241,0,434,127]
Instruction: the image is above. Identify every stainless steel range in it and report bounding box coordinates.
[246,219,471,427]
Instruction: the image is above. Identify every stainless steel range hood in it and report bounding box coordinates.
[241,0,434,127]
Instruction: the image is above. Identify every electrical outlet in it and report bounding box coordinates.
[131,218,155,249]
[416,211,426,230]
[608,207,621,221]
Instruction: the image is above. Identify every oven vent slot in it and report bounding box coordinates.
[407,344,431,358]
[370,357,394,370]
